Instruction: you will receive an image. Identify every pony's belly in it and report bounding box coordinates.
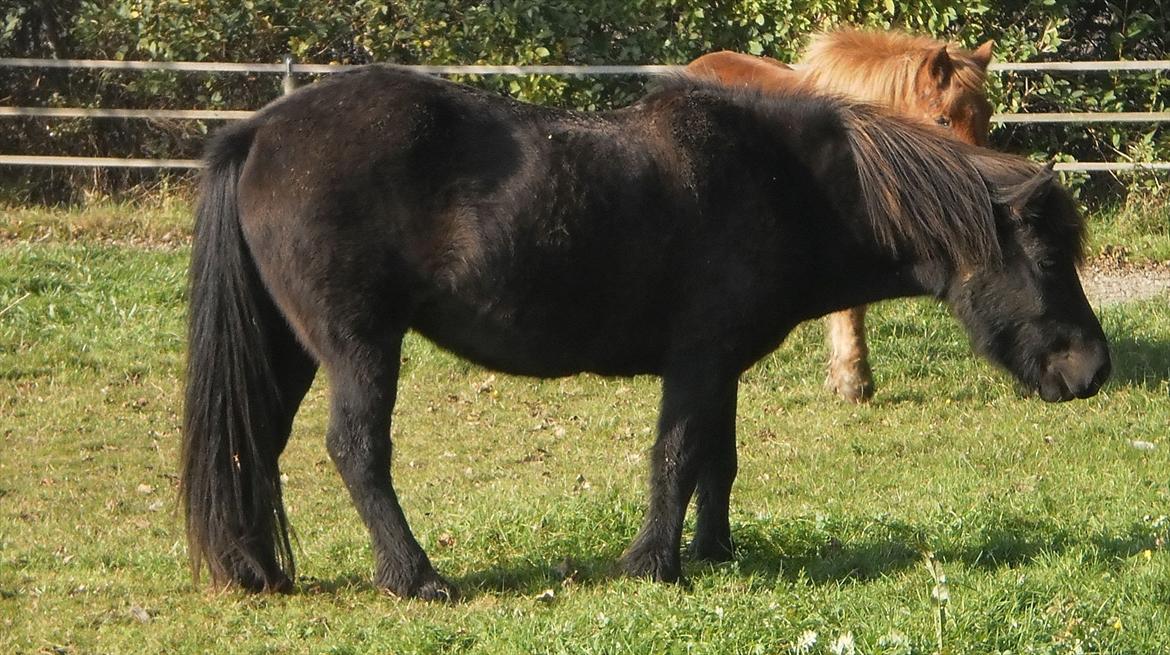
[411,302,664,378]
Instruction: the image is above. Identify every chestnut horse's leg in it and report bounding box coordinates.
[622,365,738,581]
[825,305,874,403]
[323,333,455,601]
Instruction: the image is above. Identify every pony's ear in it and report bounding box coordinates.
[927,45,954,87]
[1000,162,1056,220]
[971,40,994,70]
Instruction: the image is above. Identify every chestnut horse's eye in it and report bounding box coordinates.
[935,116,952,127]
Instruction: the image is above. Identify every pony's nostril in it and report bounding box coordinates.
[1039,370,1072,402]
[1049,340,1111,400]
[1076,374,1102,399]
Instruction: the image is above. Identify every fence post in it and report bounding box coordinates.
[282,55,297,95]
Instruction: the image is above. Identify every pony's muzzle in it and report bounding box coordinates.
[1038,339,1111,402]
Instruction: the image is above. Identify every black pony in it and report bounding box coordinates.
[182,66,1109,600]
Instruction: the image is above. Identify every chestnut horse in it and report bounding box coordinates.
[687,29,995,402]
[183,67,1108,599]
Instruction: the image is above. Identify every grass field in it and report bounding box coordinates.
[1,204,1168,654]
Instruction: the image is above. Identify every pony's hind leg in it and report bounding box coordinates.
[269,319,320,455]
[182,220,318,594]
[323,334,454,601]
[222,336,316,592]
[241,327,318,591]
[825,305,874,403]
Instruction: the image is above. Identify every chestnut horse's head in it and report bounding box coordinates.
[802,29,995,146]
[914,40,995,145]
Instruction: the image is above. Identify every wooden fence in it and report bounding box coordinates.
[2,57,1168,173]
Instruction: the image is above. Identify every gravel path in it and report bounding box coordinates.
[1081,261,1170,308]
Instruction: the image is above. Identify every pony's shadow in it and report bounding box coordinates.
[295,550,626,601]
[297,514,1160,599]
[455,550,625,597]
[298,573,370,595]
[722,514,1157,585]
[1103,334,1170,391]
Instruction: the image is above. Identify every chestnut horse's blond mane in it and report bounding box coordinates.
[801,29,989,104]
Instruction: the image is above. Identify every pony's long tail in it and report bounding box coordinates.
[181,121,295,592]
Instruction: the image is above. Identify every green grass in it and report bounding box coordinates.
[1,209,1169,654]
[1087,188,1170,264]
[0,199,192,246]
[7,186,1167,263]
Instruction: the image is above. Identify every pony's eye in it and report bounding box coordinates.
[935,116,952,127]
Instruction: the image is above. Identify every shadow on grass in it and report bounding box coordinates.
[1104,334,1170,391]
[455,550,625,598]
[295,551,626,601]
[285,511,1164,599]
[727,513,1161,586]
[728,516,925,584]
[298,573,370,595]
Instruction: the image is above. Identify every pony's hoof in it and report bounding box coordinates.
[377,569,458,602]
[688,536,735,563]
[218,565,294,594]
[262,574,295,594]
[620,547,682,582]
[416,575,459,602]
[826,365,875,403]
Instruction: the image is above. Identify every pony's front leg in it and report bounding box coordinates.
[825,305,874,403]
[325,339,455,601]
[689,386,738,562]
[621,368,739,582]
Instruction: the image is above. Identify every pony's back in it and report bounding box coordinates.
[684,51,808,93]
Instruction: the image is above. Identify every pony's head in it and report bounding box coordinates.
[840,104,1109,402]
[944,160,1110,401]
[802,29,995,145]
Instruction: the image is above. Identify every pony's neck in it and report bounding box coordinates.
[814,239,945,317]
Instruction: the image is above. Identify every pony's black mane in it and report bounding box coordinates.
[971,150,1088,262]
[650,72,1084,269]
